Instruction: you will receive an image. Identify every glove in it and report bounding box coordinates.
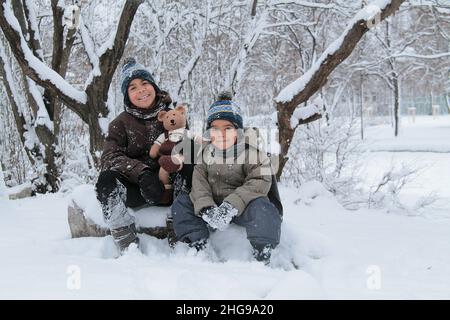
[201,202,238,231]
[199,206,216,216]
[138,169,163,205]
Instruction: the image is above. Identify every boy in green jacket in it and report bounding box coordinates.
[171,93,282,265]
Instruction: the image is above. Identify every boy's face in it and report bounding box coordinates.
[210,119,237,150]
[128,78,156,109]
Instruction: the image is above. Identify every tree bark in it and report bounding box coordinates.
[393,74,400,137]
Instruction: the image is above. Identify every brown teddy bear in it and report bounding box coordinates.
[150,105,202,193]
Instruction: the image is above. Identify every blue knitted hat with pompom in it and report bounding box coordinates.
[206,91,243,129]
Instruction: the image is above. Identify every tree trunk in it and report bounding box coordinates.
[276,107,295,181]
[85,84,110,168]
[87,110,107,169]
[360,72,364,140]
[393,74,400,137]
[445,93,450,114]
[276,105,322,180]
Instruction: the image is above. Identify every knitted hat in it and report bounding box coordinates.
[120,57,160,106]
[206,91,243,129]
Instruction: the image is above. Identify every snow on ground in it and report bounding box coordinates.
[363,115,450,216]
[365,115,450,153]
[0,115,449,299]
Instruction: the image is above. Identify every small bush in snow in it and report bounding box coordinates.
[283,115,366,209]
[368,163,438,214]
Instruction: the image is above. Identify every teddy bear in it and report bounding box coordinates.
[150,105,202,192]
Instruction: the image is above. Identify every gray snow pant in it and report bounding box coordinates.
[171,193,282,248]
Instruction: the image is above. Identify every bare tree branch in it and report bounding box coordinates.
[276,0,407,111]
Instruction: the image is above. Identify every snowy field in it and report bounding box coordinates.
[0,115,449,299]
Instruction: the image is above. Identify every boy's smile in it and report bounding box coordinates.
[128,78,156,109]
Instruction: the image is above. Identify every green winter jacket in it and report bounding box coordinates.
[190,129,275,216]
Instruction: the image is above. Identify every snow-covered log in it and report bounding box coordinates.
[67,185,170,239]
[68,201,109,238]
[5,182,32,200]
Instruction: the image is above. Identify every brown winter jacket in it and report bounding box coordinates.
[100,93,170,184]
[190,129,276,216]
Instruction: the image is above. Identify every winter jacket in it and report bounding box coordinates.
[190,128,281,216]
[100,92,170,184]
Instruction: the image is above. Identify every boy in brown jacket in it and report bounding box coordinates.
[171,93,282,265]
[95,58,173,254]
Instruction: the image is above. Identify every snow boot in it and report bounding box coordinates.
[252,243,273,266]
[188,238,208,252]
[111,223,139,254]
[166,215,177,248]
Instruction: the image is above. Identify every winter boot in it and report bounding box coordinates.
[186,238,219,262]
[188,238,208,252]
[111,223,139,254]
[252,243,273,266]
[166,215,177,248]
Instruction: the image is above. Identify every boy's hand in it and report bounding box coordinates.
[201,202,238,231]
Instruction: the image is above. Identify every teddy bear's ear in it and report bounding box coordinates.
[175,104,187,115]
[157,110,167,122]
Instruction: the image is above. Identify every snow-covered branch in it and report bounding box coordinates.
[391,51,450,59]
[272,0,351,16]
[79,17,100,83]
[175,45,202,100]
[0,40,27,127]
[276,0,406,108]
[0,40,46,170]
[0,0,87,110]
[275,0,407,179]
[225,9,269,93]
[87,0,144,91]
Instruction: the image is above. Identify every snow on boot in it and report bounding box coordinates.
[188,238,208,252]
[252,243,273,266]
[187,238,220,262]
[111,223,139,254]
